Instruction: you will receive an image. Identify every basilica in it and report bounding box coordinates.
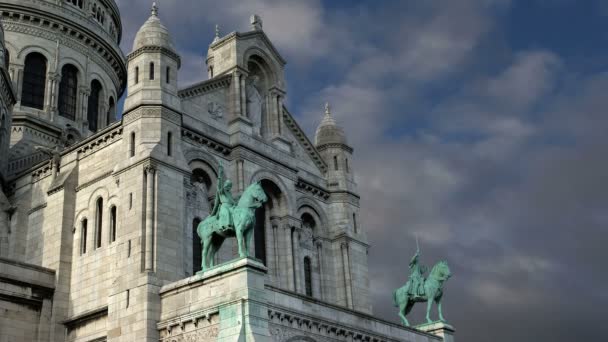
[0,1,454,341]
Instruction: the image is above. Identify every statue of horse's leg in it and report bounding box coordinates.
[201,233,212,271]
[426,295,434,323]
[236,227,246,258]
[403,299,415,326]
[244,226,254,257]
[437,297,446,322]
[398,301,409,327]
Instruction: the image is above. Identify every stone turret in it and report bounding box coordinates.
[315,103,356,193]
[124,2,181,113]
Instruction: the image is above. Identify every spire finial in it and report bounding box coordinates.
[215,24,220,38]
[151,2,158,16]
[325,102,331,116]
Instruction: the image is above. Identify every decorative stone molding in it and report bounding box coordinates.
[127,45,181,67]
[316,142,354,154]
[27,202,47,215]
[178,74,231,99]
[76,126,122,159]
[122,106,181,126]
[75,171,113,193]
[182,127,230,155]
[282,107,327,173]
[296,178,330,201]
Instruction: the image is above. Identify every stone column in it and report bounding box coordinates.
[48,73,60,120]
[236,159,244,192]
[144,166,156,272]
[233,71,242,118]
[15,67,23,103]
[316,240,324,300]
[284,224,295,291]
[44,72,55,118]
[292,228,302,293]
[271,222,280,285]
[80,87,90,131]
[240,75,247,116]
[277,94,284,135]
[341,242,353,309]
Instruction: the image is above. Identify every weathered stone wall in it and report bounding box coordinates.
[0,257,54,342]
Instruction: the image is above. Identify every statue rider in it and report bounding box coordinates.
[210,163,236,231]
[408,244,428,297]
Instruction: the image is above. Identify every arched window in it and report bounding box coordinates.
[167,132,172,156]
[353,213,358,234]
[110,206,117,243]
[304,257,313,296]
[346,158,350,173]
[87,80,102,132]
[107,97,115,126]
[333,156,339,171]
[130,132,135,157]
[81,218,88,255]
[95,198,103,249]
[149,62,155,80]
[193,218,202,275]
[22,53,47,110]
[58,64,79,120]
[134,66,139,84]
[166,66,170,84]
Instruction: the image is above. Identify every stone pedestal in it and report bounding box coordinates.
[416,322,455,342]
[158,258,271,341]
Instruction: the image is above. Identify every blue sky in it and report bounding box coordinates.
[115,1,608,341]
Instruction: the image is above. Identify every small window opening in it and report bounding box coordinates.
[334,156,339,171]
[110,206,117,243]
[167,132,172,156]
[130,132,135,157]
[96,198,103,248]
[149,62,155,80]
[304,257,313,297]
[81,219,88,255]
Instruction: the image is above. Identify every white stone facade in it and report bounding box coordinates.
[0,3,455,342]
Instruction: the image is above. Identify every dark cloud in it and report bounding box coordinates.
[116,1,608,341]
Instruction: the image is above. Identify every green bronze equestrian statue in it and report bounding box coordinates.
[393,243,452,327]
[196,163,268,271]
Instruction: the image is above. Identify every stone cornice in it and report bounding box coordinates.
[122,105,182,126]
[265,296,439,342]
[316,142,354,153]
[182,126,231,155]
[282,106,328,174]
[75,171,113,193]
[178,74,232,99]
[62,306,108,329]
[127,45,182,67]
[76,126,123,160]
[209,30,287,66]
[296,178,329,201]
[0,5,127,95]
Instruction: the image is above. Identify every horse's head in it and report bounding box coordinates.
[240,181,268,208]
[430,260,452,283]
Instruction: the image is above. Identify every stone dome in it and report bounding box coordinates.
[315,103,348,147]
[132,3,175,51]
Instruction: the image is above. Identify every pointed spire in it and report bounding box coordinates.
[325,102,331,116]
[213,24,221,43]
[151,2,158,17]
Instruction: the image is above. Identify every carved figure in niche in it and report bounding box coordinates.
[246,75,263,135]
[207,101,223,120]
